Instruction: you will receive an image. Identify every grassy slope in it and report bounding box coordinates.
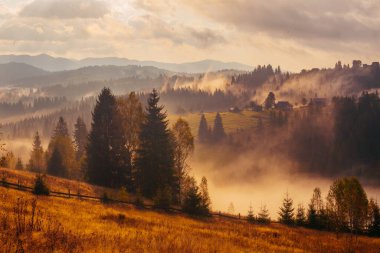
[1,168,380,252]
[168,110,267,136]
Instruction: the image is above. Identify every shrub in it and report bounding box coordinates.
[182,184,205,216]
[101,193,110,204]
[154,186,172,210]
[32,174,50,195]
[134,190,144,207]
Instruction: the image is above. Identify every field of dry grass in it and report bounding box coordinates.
[1,168,380,252]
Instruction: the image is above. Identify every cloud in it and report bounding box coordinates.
[182,0,380,46]
[129,14,226,48]
[19,0,109,19]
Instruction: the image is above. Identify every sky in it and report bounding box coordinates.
[0,0,379,71]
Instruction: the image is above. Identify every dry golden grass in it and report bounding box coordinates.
[1,168,380,253]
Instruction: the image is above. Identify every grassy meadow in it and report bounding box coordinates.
[168,110,266,136]
[1,168,380,252]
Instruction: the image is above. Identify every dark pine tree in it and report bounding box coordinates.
[54,116,69,137]
[264,92,276,110]
[198,114,209,143]
[47,146,66,177]
[296,204,306,226]
[212,112,225,142]
[135,89,175,199]
[74,117,88,160]
[86,88,131,188]
[278,192,295,225]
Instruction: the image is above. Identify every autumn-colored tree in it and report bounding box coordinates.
[326,177,368,233]
[172,118,194,203]
[199,176,211,214]
[117,92,144,191]
[368,199,380,236]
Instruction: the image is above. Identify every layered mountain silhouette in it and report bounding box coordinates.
[0,54,252,73]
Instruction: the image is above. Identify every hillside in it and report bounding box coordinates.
[1,167,380,252]
[0,62,48,85]
[168,110,266,136]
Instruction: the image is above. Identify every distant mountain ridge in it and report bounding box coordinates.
[0,54,252,73]
[0,63,172,87]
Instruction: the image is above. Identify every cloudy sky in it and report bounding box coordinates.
[0,0,379,71]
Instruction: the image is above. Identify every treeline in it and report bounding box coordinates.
[1,99,93,139]
[271,177,380,236]
[290,92,380,180]
[198,113,227,143]
[140,88,240,114]
[21,88,211,215]
[0,97,67,118]
[2,89,242,139]
[231,65,287,88]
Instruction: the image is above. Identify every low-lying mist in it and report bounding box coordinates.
[190,143,380,218]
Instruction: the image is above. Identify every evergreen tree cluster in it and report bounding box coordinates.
[231,65,285,88]
[83,88,210,214]
[197,112,226,143]
[290,92,380,179]
[0,96,67,118]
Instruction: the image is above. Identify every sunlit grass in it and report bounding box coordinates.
[1,168,380,252]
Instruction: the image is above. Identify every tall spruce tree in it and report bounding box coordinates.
[74,117,88,161]
[47,117,76,178]
[278,192,295,225]
[198,114,209,143]
[213,112,225,142]
[135,89,175,199]
[86,88,131,188]
[28,131,45,173]
[47,146,66,177]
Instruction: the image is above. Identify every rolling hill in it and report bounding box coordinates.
[0,167,380,252]
[0,62,49,86]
